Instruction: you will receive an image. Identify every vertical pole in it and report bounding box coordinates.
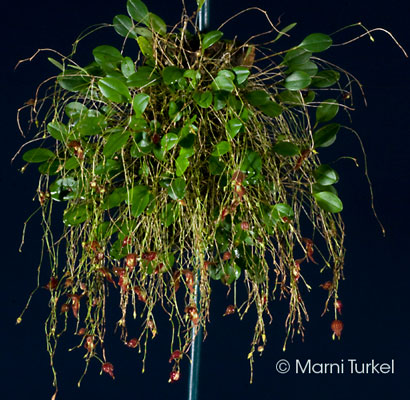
[188,5,210,398]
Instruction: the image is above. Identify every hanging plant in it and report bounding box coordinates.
[15,0,406,393]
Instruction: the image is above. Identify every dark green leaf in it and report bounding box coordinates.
[127,0,149,23]
[103,130,131,157]
[211,141,231,157]
[226,118,243,140]
[287,60,318,77]
[23,148,55,163]
[311,70,340,88]
[193,91,213,108]
[313,165,339,186]
[284,71,312,90]
[271,203,294,223]
[57,70,90,92]
[179,133,195,148]
[127,185,150,217]
[64,157,80,171]
[202,30,223,51]
[76,115,106,137]
[162,66,184,85]
[208,264,223,280]
[240,151,262,175]
[213,91,228,110]
[47,121,68,141]
[161,203,179,227]
[121,57,135,78]
[93,45,123,71]
[103,187,127,210]
[50,177,80,201]
[161,133,179,151]
[209,156,224,175]
[299,33,333,53]
[245,90,270,107]
[95,159,121,176]
[283,48,312,67]
[258,101,283,117]
[147,13,167,35]
[65,102,88,120]
[168,178,186,200]
[132,93,150,117]
[176,155,189,176]
[312,183,337,195]
[316,99,339,123]
[223,262,241,284]
[232,66,250,85]
[98,77,131,102]
[113,14,138,39]
[211,76,235,92]
[127,66,159,88]
[314,191,343,213]
[313,123,340,148]
[273,141,300,156]
[63,203,88,226]
[38,159,60,175]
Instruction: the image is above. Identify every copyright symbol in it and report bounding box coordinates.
[276,359,290,374]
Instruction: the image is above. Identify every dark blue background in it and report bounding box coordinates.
[2,1,409,399]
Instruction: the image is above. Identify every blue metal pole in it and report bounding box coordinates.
[187,4,210,397]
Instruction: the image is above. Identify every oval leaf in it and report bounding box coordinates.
[161,133,179,152]
[47,121,68,141]
[132,93,150,117]
[168,178,186,200]
[211,141,231,157]
[63,204,88,226]
[314,191,343,213]
[193,91,213,108]
[313,165,339,186]
[98,77,131,103]
[162,66,184,85]
[300,33,333,53]
[316,99,339,123]
[273,141,300,156]
[103,131,131,157]
[202,30,223,51]
[226,118,243,140]
[284,71,312,91]
[313,123,340,148]
[23,148,55,163]
[113,14,138,39]
[311,70,340,88]
[137,36,153,58]
[127,0,149,23]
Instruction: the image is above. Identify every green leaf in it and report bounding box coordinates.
[311,70,341,88]
[50,177,80,201]
[232,66,250,85]
[47,57,63,71]
[93,45,123,71]
[146,13,167,36]
[121,57,135,78]
[258,101,283,117]
[113,14,138,39]
[23,148,55,163]
[273,141,300,156]
[175,155,189,176]
[63,203,88,226]
[103,187,127,210]
[284,71,312,90]
[57,70,90,92]
[283,48,312,68]
[168,178,186,200]
[47,121,68,141]
[179,133,196,148]
[127,185,150,217]
[98,77,131,103]
[64,157,80,171]
[103,131,131,157]
[132,93,150,117]
[76,115,106,137]
[65,102,88,120]
[127,66,159,87]
[202,30,223,51]
[38,159,60,176]
[137,36,153,57]
[299,33,333,53]
[273,22,297,42]
[313,165,339,186]
[287,60,318,77]
[193,91,213,108]
[271,203,294,223]
[313,123,340,148]
[127,0,149,23]
[213,91,228,110]
[95,159,121,176]
[226,118,243,140]
[240,151,262,175]
[211,141,231,157]
[223,262,241,284]
[161,203,179,227]
[316,99,339,123]
[312,183,337,195]
[211,75,235,92]
[161,133,179,151]
[162,66,184,85]
[245,90,270,107]
[314,191,343,213]
[209,156,224,175]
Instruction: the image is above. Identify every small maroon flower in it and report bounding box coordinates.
[102,362,115,379]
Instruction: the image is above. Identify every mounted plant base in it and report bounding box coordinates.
[15,0,404,394]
